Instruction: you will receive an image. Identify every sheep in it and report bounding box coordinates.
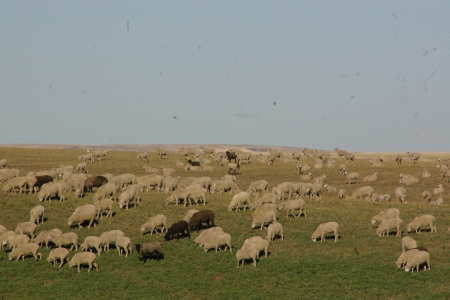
[222,174,236,182]
[164,220,190,241]
[350,186,374,201]
[92,183,120,201]
[165,189,191,206]
[227,162,240,174]
[187,188,207,206]
[38,182,65,202]
[84,175,108,192]
[203,232,232,253]
[324,184,337,193]
[402,237,417,252]
[8,243,42,261]
[48,232,79,251]
[161,167,175,177]
[376,218,402,237]
[0,168,20,183]
[0,231,15,249]
[118,188,138,209]
[188,210,215,232]
[251,210,277,230]
[266,222,284,242]
[141,214,168,235]
[421,191,432,203]
[0,158,7,168]
[249,193,277,210]
[68,252,99,273]
[378,194,391,202]
[337,189,346,199]
[31,228,62,248]
[363,172,378,182]
[278,199,306,218]
[407,214,436,234]
[432,198,444,205]
[194,227,224,247]
[236,247,258,267]
[137,152,149,163]
[76,162,88,173]
[433,184,444,196]
[93,198,114,219]
[394,187,407,203]
[115,236,132,257]
[406,151,421,164]
[276,182,292,200]
[33,175,54,192]
[80,236,103,256]
[369,160,383,167]
[99,230,125,252]
[210,180,240,194]
[422,169,431,178]
[15,222,37,238]
[183,209,199,223]
[404,250,430,272]
[299,172,312,181]
[136,174,162,192]
[30,205,45,225]
[192,177,212,192]
[371,208,400,225]
[3,234,30,249]
[396,248,428,268]
[252,204,278,219]
[68,204,97,229]
[246,180,269,194]
[163,176,179,195]
[311,222,339,242]
[242,236,270,258]
[312,174,326,185]
[345,172,359,185]
[135,242,163,263]
[296,163,310,174]
[79,154,94,164]
[178,177,197,189]
[228,192,250,211]
[47,248,70,267]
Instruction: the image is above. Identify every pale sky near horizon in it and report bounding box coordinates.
[1,1,449,152]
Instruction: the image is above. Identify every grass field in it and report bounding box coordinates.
[1,147,450,300]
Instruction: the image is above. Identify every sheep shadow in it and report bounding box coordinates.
[139,252,164,263]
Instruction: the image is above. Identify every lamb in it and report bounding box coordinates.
[394,187,407,203]
[363,172,378,182]
[345,172,359,185]
[350,186,374,201]
[80,236,103,256]
[371,208,400,225]
[407,214,436,234]
[15,222,37,238]
[311,222,339,242]
[92,183,120,201]
[93,198,114,218]
[203,232,232,253]
[228,162,240,174]
[141,214,168,235]
[251,210,277,230]
[30,205,45,225]
[68,204,97,229]
[47,248,70,267]
[48,232,79,251]
[338,189,346,199]
[401,236,417,252]
[100,230,125,252]
[3,234,30,249]
[135,242,163,262]
[246,180,269,194]
[115,236,132,257]
[31,229,62,248]
[236,247,258,267]
[278,199,306,218]
[242,236,270,258]
[188,210,215,232]
[228,192,250,211]
[376,218,402,237]
[266,222,284,242]
[38,182,65,202]
[404,250,430,272]
[164,220,190,241]
[194,227,224,247]
[68,252,99,272]
[8,243,42,261]
[183,209,199,223]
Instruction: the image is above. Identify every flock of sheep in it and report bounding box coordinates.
[0,146,447,272]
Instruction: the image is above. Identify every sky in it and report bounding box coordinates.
[1,1,449,152]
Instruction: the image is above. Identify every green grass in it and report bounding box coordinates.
[1,147,450,299]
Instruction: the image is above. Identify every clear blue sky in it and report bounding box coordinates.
[1,1,449,151]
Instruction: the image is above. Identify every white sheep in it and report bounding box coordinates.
[30,205,45,225]
[1,231,16,249]
[433,184,444,195]
[141,215,168,235]
[68,204,97,229]
[276,182,292,200]
[337,189,346,199]
[118,189,138,210]
[47,248,70,267]
[299,172,312,181]
[407,214,436,234]
[422,169,431,178]
[15,221,37,238]
[376,218,402,237]
[93,198,114,218]
[187,188,207,206]
[404,250,430,272]
[8,242,42,261]
[401,236,417,252]
[378,194,391,202]
[228,192,250,211]
[68,252,99,273]
[251,210,277,230]
[48,232,79,251]
[345,172,359,185]
[432,198,443,205]
[100,230,125,252]
[80,236,103,256]
[396,248,424,268]
[363,172,377,182]
[92,183,120,201]
[266,222,284,242]
[242,236,270,258]
[203,232,232,253]
[115,236,132,257]
[227,162,240,174]
[371,208,400,225]
[0,158,7,168]
[3,234,30,249]
[236,247,258,267]
[31,228,62,248]
[0,224,7,234]
[278,199,306,218]
[311,222,339,242]
[394,187,406,203]
[38,182,65,202]
[194,227,224,247]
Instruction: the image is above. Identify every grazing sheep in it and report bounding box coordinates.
[312,174,326,185]
[371,208,400,225]
[164,221,190,241]
[80,236,103,256]
[3,234,30,249]
[0,168,20,183]
[92,183,120,201]
[84,175,108,193]
[228,192,250,211]
[324,184,337,193]
[48,232,79,251]
[118,188,138,210]
[194,227,224,247]
[76,162,88,173]
[79,154,94,164]
[406,151,421,164]
[31,229,62,248]
[433,184,444,196]
[278,199,306,218]
[115,236,132,257]
[370,160,383,167]
[0,231,15,249]
[163,176,179,195]
[350,186,374,201]
[252,204,278,219]
[249,193,278,210]
[363,172,378,182]
[338,189,346,199]
[210,180,240,194]
[0,158,7,168]
[141,215,168,235]
[93,198,114,219]
[266,222,284,242]
[396,248,427,268]
[183,209,199,223]
[251,210,277,230]
[165,189,191,207]
[432,198,444,205]
[203,232,232,253]
[68,204,97,229]
[100,230,125,252]
[15,222,37,238]
[378,194,391,202]
[137,152,149,163]
[404,250,430,272]
[376,218,402,237]
[187,188,207,206]
[402,237,417,252]
[8,243,42,261]
[227,162,240,174]
[246,180,269,194]
[422,169,431,178]
[407,214,436,234]
[188,210,215,232]
[38,182,65,202]
[222,174,236,181]
[30,205,45,225]
[242,236,270,258]
[421,191,432,203]
[311,222,339,242]
[394,187,407,203]
[345,171,359,185]
[68,252,99,273]
[135,242,163,262]
[236,247,259,267]
[47,248,70,267]
[276,182,293,200]
[299,172,312,181]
